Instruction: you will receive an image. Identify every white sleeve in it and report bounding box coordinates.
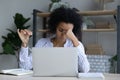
[19,47,32,70]
[77,42,90,73]
[19,38,48,70]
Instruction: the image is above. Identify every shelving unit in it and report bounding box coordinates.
[36,10,116,32]
[33,7,120,73]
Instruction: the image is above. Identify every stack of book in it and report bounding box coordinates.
[85,44,104,55]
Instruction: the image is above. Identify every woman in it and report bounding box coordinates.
[17,7,90,72]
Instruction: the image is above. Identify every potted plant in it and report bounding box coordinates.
[0,13,31,67]
[49,0,69,12]
[109,54,117,73]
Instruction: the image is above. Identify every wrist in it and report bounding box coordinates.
[71,36,79,47]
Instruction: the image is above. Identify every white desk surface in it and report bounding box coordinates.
[0,73,119,80]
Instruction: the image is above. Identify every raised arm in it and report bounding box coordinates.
[17,29,33,70]
[17,29,32,47]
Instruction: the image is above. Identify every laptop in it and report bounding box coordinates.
[32,47,78,77]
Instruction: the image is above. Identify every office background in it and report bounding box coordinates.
[0,0,120,70]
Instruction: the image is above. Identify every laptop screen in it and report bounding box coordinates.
[32,47,78,77]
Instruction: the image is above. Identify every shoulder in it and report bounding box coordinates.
[35,38,51,47]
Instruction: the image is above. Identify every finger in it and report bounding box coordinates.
[28,31,32,36]
[17,29,19,33]
[17,29,21,35]
[24,29,32,36]
[20,30,27,34]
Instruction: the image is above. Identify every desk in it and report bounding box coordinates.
[0,73,119,80]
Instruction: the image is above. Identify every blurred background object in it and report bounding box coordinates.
[95,0,114,10]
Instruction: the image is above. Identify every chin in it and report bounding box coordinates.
[60,37,67,41]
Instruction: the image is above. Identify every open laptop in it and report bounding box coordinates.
[32,47,78,77]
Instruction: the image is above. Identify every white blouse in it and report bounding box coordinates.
[19,38,90,72]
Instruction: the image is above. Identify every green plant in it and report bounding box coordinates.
[111,55,117,61]
[49,0,69,12]
[0,13,30,55]
[109,54,117,73]
[51,0,61,3]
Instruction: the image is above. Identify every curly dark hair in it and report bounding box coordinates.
[48,7,83,40]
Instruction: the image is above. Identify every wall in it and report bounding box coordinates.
[0,0,50,70]
[0,0,119,70]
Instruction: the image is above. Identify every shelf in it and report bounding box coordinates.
[38,29,49,32]
[38,28,116,33]
[37,10,117,17]
[82,28,116,32]
[77,10,117,16]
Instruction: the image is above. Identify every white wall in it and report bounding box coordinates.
[0,0,119,70]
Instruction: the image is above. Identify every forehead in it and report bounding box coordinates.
[57,22,73,29]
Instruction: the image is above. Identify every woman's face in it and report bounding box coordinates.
[56,22,74,41]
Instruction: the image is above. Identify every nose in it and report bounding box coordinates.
[61,31,67,36]
[62,30,67,34]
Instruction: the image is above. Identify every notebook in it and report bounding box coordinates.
[78,73,105,80]
[32,47,78,77]
[0,68,33,76]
